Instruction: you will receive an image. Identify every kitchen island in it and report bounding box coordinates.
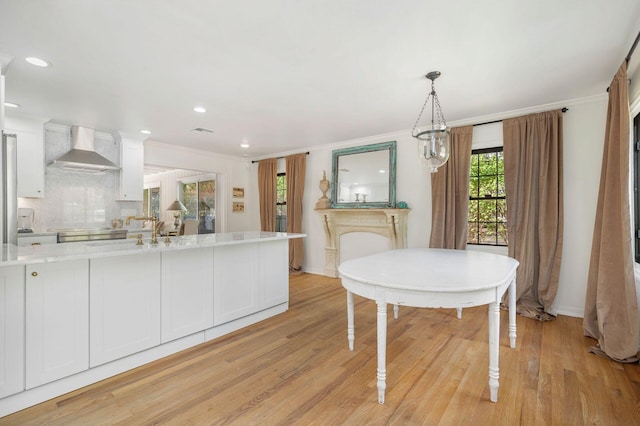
[0,232,304,417]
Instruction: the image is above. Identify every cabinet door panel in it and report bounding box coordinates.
[118,139,143,201]
[260,240,289,308]
[6,120,45,198]
[161,248,214,342]
[90,253,161,367]
[213,244,260,325]
[25,260,89,389]
[0,266,25,398]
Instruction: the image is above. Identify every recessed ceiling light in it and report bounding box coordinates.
[240,143,250,149]
[140,129,151,135]
[25,57,50,67]
[379,169,386,173]
[193,106,206,113]
[4,102,20,108]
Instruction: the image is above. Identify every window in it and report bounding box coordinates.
[468,147,507,246]
[633,113,640,262]
[143,186,160,219]
[179,174,216,234]
[276,173,286,232]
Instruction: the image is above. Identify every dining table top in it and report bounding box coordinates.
[338,248,519,293]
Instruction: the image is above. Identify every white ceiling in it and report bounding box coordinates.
[1,1,640,159]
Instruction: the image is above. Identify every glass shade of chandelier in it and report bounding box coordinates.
[411,71,450,173]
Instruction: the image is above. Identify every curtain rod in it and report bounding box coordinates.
[251,151,310,164]
[605,29,640,92]
[472,107,569,127]
[626,30,640,64]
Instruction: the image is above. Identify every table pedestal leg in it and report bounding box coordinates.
[488,301,500,402]
[377,301,387,404]
[393,303,399,319]
[508,278,517,348]
[456,307,462,319]
[347,291,355,351]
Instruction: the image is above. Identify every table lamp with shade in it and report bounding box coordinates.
[167,200,188,231]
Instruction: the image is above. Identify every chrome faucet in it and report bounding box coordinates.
[125,215,159,244]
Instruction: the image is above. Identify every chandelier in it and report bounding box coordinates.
[411,71,450,173]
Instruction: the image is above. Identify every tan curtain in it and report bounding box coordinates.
[429,126,473,249]
[503,109,564,321]
[583,61,639,362]
[286,153,306,272]
[258,158,277,232]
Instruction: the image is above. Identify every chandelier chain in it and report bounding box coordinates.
[411,91,432,136]
[433,92,447,126]
[411,79,447,136]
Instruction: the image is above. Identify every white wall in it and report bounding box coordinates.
[246,129,433,275]
[246,95,610,319]
[553,97,608,316]
[143,93,613,319]
[143,141,252,232]
[143,169,209,226]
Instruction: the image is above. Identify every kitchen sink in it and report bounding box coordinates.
[84,239,146,247]
[50,228,128,243]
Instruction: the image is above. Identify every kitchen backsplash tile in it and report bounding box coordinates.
[18,124,142,232]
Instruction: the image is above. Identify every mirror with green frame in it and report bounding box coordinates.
[331,141,397,208]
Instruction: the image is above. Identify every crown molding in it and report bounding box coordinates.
[253,93,610,162]
[144,139,247,163]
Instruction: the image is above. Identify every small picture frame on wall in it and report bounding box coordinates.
[233,187,244,198]
[233,202,245,212]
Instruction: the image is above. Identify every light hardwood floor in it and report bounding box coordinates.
[2,273,639,425]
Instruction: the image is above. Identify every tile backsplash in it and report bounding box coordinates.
[18,124,142,232]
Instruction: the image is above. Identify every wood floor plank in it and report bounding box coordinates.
[1,273,639,425]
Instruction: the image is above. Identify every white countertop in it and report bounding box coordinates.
[0,232,305,266]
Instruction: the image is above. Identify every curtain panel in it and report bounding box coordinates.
[429,125,473,249]
[503,109,564,321]
[286,153,306,272]
[258,158,277,232]
[583,61,639,362]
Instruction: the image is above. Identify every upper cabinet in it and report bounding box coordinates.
[117,137,144,201]
[5,115,47,198]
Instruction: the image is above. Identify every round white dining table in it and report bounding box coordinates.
[338,248,519,404]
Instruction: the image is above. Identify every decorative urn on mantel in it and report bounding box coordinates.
[315,170,332,209]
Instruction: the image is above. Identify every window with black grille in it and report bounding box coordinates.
[468,147,507,246]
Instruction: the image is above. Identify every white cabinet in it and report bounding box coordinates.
[260,240,289,307]
[214,244,261,325]
[213,239,288,326]
[0,265,25,398]
[5,115,47,198]
[161,248,214,342]
[117,138,144,201]
[90,253,161,367]
[25,260,89,389]
[17,234,58,247]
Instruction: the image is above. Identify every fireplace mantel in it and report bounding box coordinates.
[315,208,410,277]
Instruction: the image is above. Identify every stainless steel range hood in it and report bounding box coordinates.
[50,126,120,172]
